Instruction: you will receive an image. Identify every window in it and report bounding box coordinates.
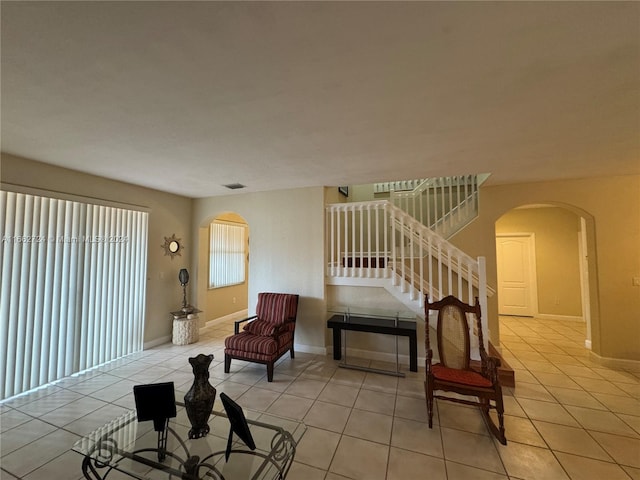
[0,191,148,399]
[209,221,246,288]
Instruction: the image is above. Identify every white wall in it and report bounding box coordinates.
[192,187,327,352]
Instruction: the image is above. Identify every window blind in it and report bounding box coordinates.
[209,221,246,288]
[0,191,148,399]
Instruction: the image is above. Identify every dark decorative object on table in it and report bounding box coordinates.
[184,353,216,439]
[132,382,177,461]
[178,268,194,314]
[220,392,256,461]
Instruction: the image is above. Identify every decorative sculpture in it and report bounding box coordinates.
[184,353,216,439]
[178,268,194,314]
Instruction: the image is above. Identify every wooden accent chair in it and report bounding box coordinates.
[425,295,506,444]
[224,293,299,382]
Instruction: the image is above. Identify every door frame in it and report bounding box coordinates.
[579,217,592,349]
[496,232,539,317]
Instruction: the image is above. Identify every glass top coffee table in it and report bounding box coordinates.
[72,402,306,480]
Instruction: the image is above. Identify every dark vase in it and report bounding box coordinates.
[184,353,216,439]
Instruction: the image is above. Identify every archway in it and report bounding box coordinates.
[196,212,249,325]
[494,203,595,350]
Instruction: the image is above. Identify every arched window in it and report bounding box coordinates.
[209,220,246,288]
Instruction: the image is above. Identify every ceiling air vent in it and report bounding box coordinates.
[223,183,246,190]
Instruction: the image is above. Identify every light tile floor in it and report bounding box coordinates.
[1,316,639,479]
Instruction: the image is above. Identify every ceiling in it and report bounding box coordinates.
[2,1,639,198]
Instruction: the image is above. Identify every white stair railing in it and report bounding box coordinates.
[326,200,488,304]
[390,175,480,238]
[326,200,490,353]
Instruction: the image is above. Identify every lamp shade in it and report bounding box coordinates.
[178,269,189,285]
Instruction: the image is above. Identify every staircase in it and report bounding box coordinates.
[389,174,487,239]
[325,199,492,359]
[325,174,518,384]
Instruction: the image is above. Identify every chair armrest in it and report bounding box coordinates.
[278,320,296,333]
[234,315,257,334]
[482,354,502,384]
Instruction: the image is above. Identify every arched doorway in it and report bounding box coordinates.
[495,203,593,350]
[197,212,249,324]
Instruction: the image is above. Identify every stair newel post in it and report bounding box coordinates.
[391,205,397,285]
[473,174,479,212]
[456,177,461,226]
[351,203,356,277]
[463,176,469,219]
[327,206,333,277]
[448,177,453,235]
[418,186,423,226]
[440,178,446,227]
[457,251,462,300]
[384,202,390,279]
[412,189,417,222]
[447,244,453,297]
[366,204,372,278]
[337,206,343,277]
[375,203,381,279]
[467,256,474,303]
[477,256,489,353]
[400,214,406,291]
[344,205,350,277]
[428,233,434,302]
[419,226,424,307]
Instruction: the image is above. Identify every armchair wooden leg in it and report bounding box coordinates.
[267,363,274,382]
[224,354,231,374]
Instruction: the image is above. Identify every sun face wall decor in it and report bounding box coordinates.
[162,233,183,260]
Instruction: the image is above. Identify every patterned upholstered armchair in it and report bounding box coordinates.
[224,293,299,382]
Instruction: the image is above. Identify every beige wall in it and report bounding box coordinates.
[193,186,327,352]
[4,154,638,363]
[496,206,582,317]
[1,153,193,344]
[452,175,640,362]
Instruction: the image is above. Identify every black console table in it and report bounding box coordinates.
[327,308,418,376]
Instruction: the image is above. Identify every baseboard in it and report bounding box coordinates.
[144,335,170,349]
[535,314,584,322]
[294,344,327,356]
[205,309,249,327]
[585,339,592,350]
[589,351,640,372]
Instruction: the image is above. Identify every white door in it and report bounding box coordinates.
[496,234,537,316]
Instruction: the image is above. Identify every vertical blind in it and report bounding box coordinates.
[0,191,148,399]
[209,221,246,288]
